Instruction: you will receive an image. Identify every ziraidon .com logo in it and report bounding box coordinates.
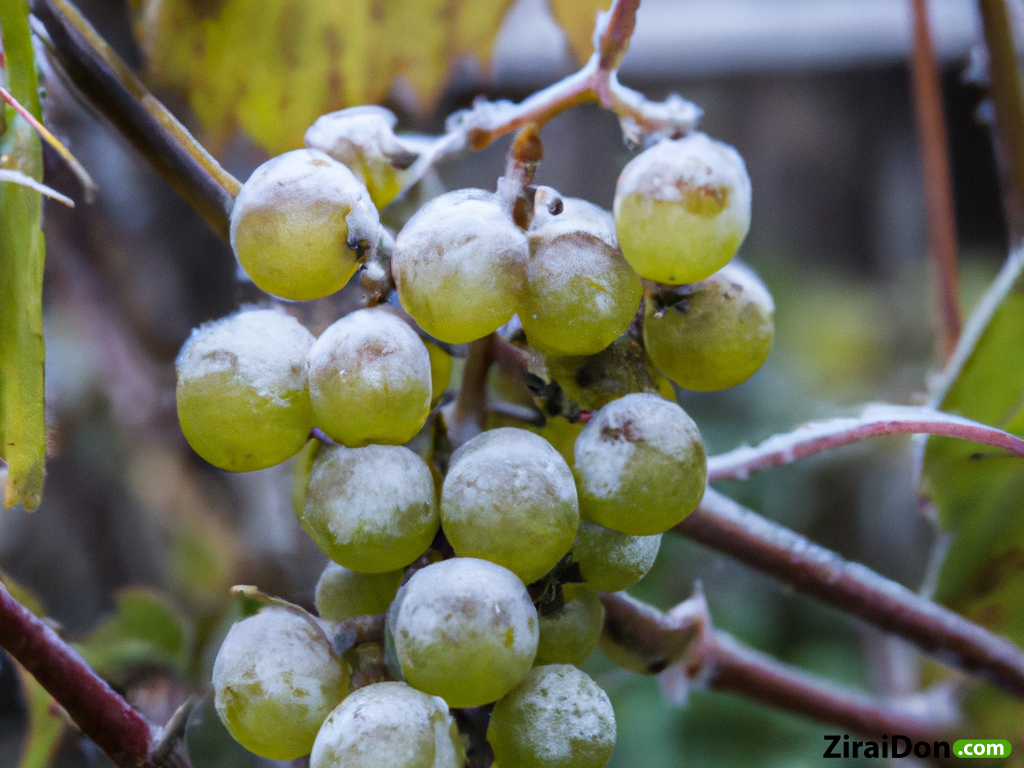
[823,734,1012,759]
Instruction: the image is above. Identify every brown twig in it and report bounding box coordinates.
[29,0,239,239]
[0,583,191,768]
[676,489,1024,698]
[909,0,961,362]
[978,0,1024,246]
[601,592,956,747]
[445,334,496,450]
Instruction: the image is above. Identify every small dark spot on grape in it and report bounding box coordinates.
[548,198,563,215]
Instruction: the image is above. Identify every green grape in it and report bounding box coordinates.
[305,106,420,209]
[306,307,432,446]
[574,393,706,535]
[392,189,528,343]
[441,428,578,585]
[425,340,452,404]
[521,190,642,356]
[643,260,774,391]
[291,438,321,519]
[175,308,314,472]
[535,585,604,667]
[315,562,404,622]
[487,664,616,768]
[230,148,379,301]
[302,443,438,573]
[212,606,348,761]
[310,682,466,768]
[614,132,751,285]
[572,520,661,593]
[389,558,539,708]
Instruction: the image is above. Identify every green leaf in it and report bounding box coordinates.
[75,588,193,683]
[0,0,47,510]
[920,249,1024,747]
[549,0,608,63]
[133,0,515,155]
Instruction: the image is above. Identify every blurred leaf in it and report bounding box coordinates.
[0,574,68,768]
[549,0,607,63]
[133,0,515,154]
[0,0,46,510]
[920,249,1024,748]
[76,588,193,683]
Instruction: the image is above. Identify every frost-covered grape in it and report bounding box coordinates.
[310,682,465,768]
[521,191,641,356]
[535,585,604,667]
[574,393,706,535]
[306,308,432,446]
[572,520,661,593]
[487,664,616,768]
[441,428,578,585]
[644,260,774,391]
[392,189,528,343]
[305,106,420,209]
[176,308,314,472]
[389,558,539,708]
[614,133,751,285]
[230,148,379,300]
[303,444,438,573]
[212,607,348,761]
[315,562,404,621]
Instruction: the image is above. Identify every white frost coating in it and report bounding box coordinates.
[489,665,615,768]
[574,393,699,500]
[530,191,618,247]
[176,308,313,406]
[309,682,464,768]
[573,520,661,591]
[304,106,399,170]
[615,132,750,206]
[212,607,345,758]
[706,402,1024,482]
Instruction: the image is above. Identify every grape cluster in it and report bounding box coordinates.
[178,106,777,767]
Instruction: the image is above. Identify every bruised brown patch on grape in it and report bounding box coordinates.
[600,419,641,443]
[504,627,515,648]
[678,181,730,217]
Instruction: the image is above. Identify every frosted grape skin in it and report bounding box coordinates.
[212,607,348,761]
[306,307,432,447]
[441,428,579,585]
[392,189,528,344]
[309,681,465,768]
[175,308,314,472]
[614,132,751,285]
[302,443,438,573]
[535,585,605,667]
[573,393,707,535]
[643,260,775,391]
[388,558,539,708]
[571,520,662,593]
[521,192,642,356]
[230,148,379,301]
[487,664,616,768]
[315,562,405,622]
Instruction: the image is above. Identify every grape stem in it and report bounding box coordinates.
[676,489,1024,698]
[600,591,958,747]
[445,333,495,451]
[0,582,193,768]
[706,403,1024,483]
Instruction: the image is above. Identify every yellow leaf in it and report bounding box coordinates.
[134,0,515,155]
[549,0,609,63]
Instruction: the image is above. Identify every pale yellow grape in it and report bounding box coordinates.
[315,562,404,621]
[574,393,706,535]
[535,585,604,666]
[522,191,641,356]
[487,664,616,768]
[392,189,528,343]
[441,428,578,585]
[644,260,774,391]
[175,308,314,472]
[306,308,432,446]
[572,520,661,592]
[302,443,438,573]
[389,558,539,708]
[230,148,379,300]
[212,607,348,761]
[310,682,465,768]
[614,132,751,285]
